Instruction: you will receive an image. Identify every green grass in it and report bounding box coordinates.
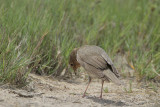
[124,80,133,93]
[0,0,160,85]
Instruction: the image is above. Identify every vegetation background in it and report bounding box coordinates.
[0,0,159,85]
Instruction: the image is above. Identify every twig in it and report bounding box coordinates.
[11,91,44,98]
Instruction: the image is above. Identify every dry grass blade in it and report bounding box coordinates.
[126,51,135,71]
[151,63,160,77]
[30,31,48,58]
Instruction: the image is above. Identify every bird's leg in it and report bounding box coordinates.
[82,76,91,98]
[100,80,104,98]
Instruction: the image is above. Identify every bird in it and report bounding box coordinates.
[69,45,123,98]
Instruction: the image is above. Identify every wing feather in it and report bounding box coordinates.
[77,45,120,77]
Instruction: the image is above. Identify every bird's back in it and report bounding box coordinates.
[77,45,122,85]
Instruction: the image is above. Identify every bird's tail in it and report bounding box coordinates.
[103,70,124,85]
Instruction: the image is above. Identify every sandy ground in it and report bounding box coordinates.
[0,73,160,107]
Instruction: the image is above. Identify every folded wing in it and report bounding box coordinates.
[77,45,122,85]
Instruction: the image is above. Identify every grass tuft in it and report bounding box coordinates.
[0,0,160,85]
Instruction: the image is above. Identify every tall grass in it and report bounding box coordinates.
[0,0,159,85]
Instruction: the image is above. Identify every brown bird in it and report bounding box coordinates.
[69,45,122,98]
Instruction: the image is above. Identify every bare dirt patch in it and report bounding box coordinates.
[0,73,160,107]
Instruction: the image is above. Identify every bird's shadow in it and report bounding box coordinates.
[86,96,127,106]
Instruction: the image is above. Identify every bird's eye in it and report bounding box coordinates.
[70,64,74,66]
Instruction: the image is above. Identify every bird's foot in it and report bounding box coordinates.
[99,95,102,99]
[82,94,85,98]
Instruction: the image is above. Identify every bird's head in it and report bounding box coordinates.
[69,48,80,75]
